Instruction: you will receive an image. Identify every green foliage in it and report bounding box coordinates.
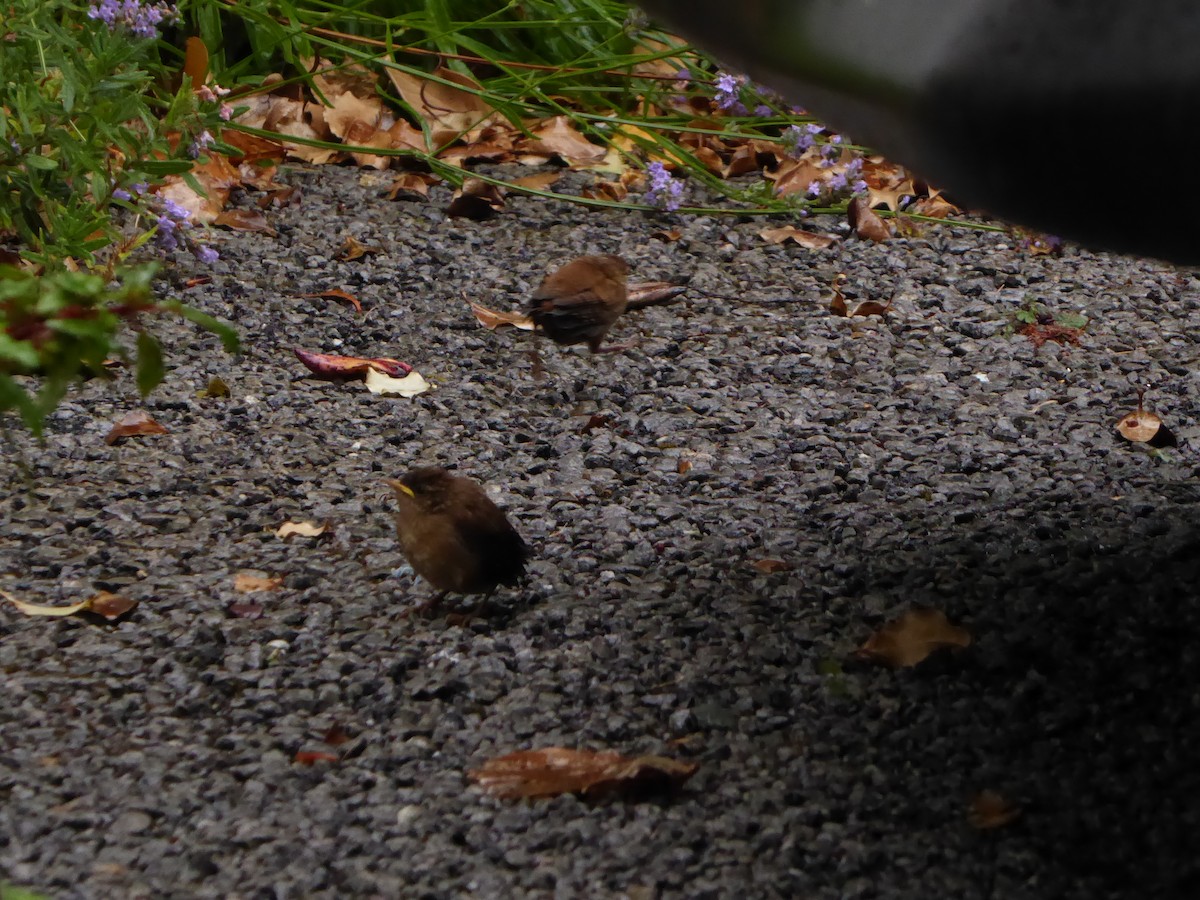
[0,882,52,900]
[1012,295,1089,330]
[0,0,238,436]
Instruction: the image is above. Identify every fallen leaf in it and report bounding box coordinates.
[447,178,505,219]
[213,208,277,236]
[387,171,441,200]
[848,196,891,242]
[322,723,350,746]
[294,751,339,766]
[470,302,534,331]
[338,235,382,261]
[1,589,136,620]
[297,289,362,314]
[829,272,849,317]
[1018,322,1084,348]
[1116,389,1176,447]
[677,458,692,474]
[856,608,971,668]
[651,229,682,242]
[751,558,792,574]
[758,225,836,249]
[87,591,137,620]
[197,376,230,399]
[184,276,213,289]
[276,521,328,539]
[105,411,168,445]
[625,282,688,312]
[511,171,563,192]
[363,367,431,397]
[968,790,1022,830]
[469,747,698,800]
[383,65,497,148]
[226,601,264,619]
[519,115,606,165]
[233,572,283,593]
[294,347,413,380]
[183,36,209,89]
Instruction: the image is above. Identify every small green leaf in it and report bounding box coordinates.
[167,302,240,353]
[0,334,41,371]
[135,331,164,396]
[1014,309,1037,324]
[23,154,59,171]
[1055,312,1089,329]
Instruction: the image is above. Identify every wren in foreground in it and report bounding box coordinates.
[528,254,630,354]
[386,467,529,615]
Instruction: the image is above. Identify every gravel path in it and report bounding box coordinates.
[3,164,1199,900]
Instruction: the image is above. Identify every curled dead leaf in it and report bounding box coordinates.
[214,208,277,236]
[1116,389,1177,448]
[856,608,971,668]
[1,588,136,621]
[387,171,441,201]
[968,790,1021,830]
[197,376,230,399]
[751,558,792,574]
[338,235,382,261]
[275,521,328,540]
[470,302,534,331]
[758,225,836,249]
[469,747,698,800]
[625,282,688,312]
[105,410,168,445]
[848,196,892,242]
[294,347,412,380]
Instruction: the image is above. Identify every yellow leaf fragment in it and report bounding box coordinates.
[276,521,328,540]
[363,367,431,397]
[234,572,283,593]
[470,302,534,331]
[856,608,971,668]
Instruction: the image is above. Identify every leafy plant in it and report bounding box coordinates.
[0,0,237,436]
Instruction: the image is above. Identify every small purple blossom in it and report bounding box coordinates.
[88,0,179,39]
[189,129,215,158]
[805,180,822,198]
[132,182,149,195]
[155,214,180,252]
[805,123,823,135]
[753,104,773,117]
[195,245,220,265]
[644,161,684,212]
[161,198,191,222]
[112,187,132,201]
[852,180,870,195]
[219,103,234,121]
[828,172,848,192]
[781,124,814,158]
[714,71,743,110]
[675,68,691,84]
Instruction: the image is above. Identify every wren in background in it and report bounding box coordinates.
[386,467,529,615]
[528,254,631,354]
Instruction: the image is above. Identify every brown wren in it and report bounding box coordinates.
[527,254,631,354]
[386,467,530,614]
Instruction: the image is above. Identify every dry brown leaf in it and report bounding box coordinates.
[2,588,136,620]
[294,751,339,766]
[625,282,688,312]
[183,36,209,89]
[384,65,496,148]
[338,234,382,261]
[276,521,328,539]
[769,157,825,199]
[469,747,698,800]
[751,558,792,574]
[387,171,441,200]
[909,194,960,219]
[233,572,283,593]
[157,153,242,224]
[968,790,1022,830]
[294,347,412,380]
[511,171,563,192]
[651,229,682,242]
[829,272,849,317]
[470,302,534,331]
[677,458,692,474]
[848,196,892,242]
[1116,390,1176,447]
[105,410,168,445]
[581,179,629,202]
[759,225,836,249]
[447,178,505,219]
[297,289,362,314]
[520,116,606,165]
[214,208,277,236]
[857,608,971,668]
[197,376,230,399]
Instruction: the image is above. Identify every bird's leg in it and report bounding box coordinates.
[401,590,449,619]
[528,327,546,380]
[587,337,633,354]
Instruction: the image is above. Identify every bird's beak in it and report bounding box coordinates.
[385,478,415,498]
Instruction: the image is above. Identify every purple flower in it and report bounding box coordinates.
[781,125,814,158]
[805,123,823,135]
[132,182,149,195]
[88,0,178,39]
[155,215,180,252]
[195,245,219,265]
[112,187,132,201]
[828,172,848,192]
[189,129,215,158]
[644,161,684,212]
[753,104,773,117]
[714,71,743,110]
[805,180,822,198]
[852,180,869,195]
[161,198,191,222]
[219,103,234,121]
